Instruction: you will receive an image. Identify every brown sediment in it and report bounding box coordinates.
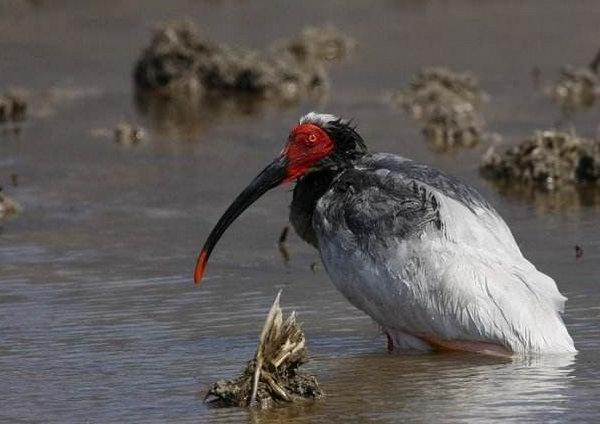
[546,48,600,111]
[480,130,600,190]
[390,67,489,150]
[205,291,323,409]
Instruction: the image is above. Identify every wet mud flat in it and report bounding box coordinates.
[1,1,600,423]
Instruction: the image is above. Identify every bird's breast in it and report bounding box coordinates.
[289,168,340,247]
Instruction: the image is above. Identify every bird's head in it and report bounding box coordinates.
[193,112,366,285]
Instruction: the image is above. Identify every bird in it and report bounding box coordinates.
[193,112,576,357]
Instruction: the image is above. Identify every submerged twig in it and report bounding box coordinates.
[278,226,291,263]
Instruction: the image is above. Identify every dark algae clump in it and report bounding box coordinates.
[481,130,600,189]
[547,48,600,111]
[134,22,353,103]
[390,67,489,150]
[205,292,323,409]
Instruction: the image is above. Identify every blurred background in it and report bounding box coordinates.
[1,1,599,422]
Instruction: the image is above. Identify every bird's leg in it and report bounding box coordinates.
[415,333,513,358]
[384,330,394,353]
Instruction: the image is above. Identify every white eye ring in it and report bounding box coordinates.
[307,134,317,143]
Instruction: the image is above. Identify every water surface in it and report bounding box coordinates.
[1,1,599,422]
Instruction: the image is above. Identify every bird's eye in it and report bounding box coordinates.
[307,134,317,144]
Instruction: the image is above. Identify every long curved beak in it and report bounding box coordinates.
[194,156,288,285]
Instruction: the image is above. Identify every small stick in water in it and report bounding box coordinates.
[278,226,291,263]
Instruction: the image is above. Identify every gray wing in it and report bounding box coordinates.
[312,155,574,353]
[320,167,443,247]
[316,152,521,258]
[358,153,493,213]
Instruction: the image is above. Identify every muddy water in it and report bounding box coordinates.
[1,1,600,422]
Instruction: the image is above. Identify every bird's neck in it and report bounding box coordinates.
[289,166,344,248]
[289,142,367,247]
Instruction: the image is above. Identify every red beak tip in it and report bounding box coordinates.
[193,250,208,286]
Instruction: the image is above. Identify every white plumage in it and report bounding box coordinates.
[196,111,576,357]
[313,153,575,355]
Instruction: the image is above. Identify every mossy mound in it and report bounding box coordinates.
[391,67,488,149]
[134,22,353,103]
[481,130,600,189]
[547,66,600,111]
[547,49,600,111]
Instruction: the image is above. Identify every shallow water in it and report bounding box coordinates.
[1,1,600,422]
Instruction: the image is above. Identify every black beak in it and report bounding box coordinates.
[194,156,288,284]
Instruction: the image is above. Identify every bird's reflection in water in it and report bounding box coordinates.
[246,351,575,423]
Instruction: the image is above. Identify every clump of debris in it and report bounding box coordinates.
[273,25,355,63]
[0,91,27,123]
[114,122,145,146]
[547,49,600,111]
[0,187,21,221]
[480,130,600,189]
[90,122,146,146]
[134,22,354,104]
[205,291,323,409]
[390,67,489,149]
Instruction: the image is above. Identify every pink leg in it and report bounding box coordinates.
[416,333,513,358]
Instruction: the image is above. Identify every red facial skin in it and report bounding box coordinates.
[283,123,334,182]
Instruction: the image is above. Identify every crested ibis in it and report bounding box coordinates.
[194,112,576,357]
